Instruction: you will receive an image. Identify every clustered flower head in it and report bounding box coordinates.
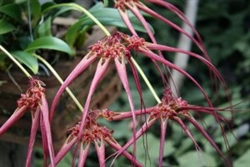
[17,78,45,110]
[0,78,55,167]
[52,109,143,166]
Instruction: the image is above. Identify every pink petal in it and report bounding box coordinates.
[78,143,91,167]
[114,57,137,157]
[147,0,209,60]
[0,106,27,136]
[51,137,77,166]
[50,53,97,120]
[78,58,110,139]
[138,48,213,107]
[137,2,208,60]
[146,43,223,80]
[94,140,106,167]
[40,95,55,167]
[158,119,168,166]
[118,9,138,35]
[106,107,153,121]
[127,58,146,112]
[26,108,40,167]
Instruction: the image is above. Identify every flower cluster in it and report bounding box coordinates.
[0,0,234,166]
[0,78,55,167]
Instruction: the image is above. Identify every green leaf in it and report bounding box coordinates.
[178,151,216,167]
[25,36,73,55]
[65,20,88,47]
[30,0,41,27]
[103,0,108,7]
[0,19,15,35]
[0,3,22,21]
[234,148,250,167]
[128,133,175,164]
[82,7,152,33]
[41,3,77,17]
[12,51,38,74]
[30,0,41,18]
[37,17,52,37]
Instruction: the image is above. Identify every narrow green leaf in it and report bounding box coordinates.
[12,51,38,74]
[29,0,42,27]
[37,17,52,37]
[0,3,22,20]
[25,36,73,55]
[65,20,87,47]
[41,3,77,17]
[82,7,153,33]
[103,0,108,7]
[0,19,15,35]
[30,0,41,18]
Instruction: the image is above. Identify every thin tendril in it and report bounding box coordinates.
[0,45,32,79]
[42,3,111,37]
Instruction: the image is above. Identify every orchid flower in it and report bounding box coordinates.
[51,110,142,167]
[104,88,232,166]
[49,1,233,166]
[114,0,209,60]
[0,78,55,167]
[50,31,231,166]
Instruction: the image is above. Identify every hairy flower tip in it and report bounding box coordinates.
[126,35,145,50]
[114,0,140,11]
[68,110,112,143]
[17,78,45,111]
[101,109,121,121]
[89,33,131,59]
[63,110,143,167]
[150,89,189,120]
[161,88,188,107]
[90,32,146,52]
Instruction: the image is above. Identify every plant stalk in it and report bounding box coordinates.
[34,54,83,112]
[0,45,32,79]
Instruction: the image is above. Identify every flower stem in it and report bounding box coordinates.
[0,45,32,79]
[34,54,84,112]
[131,57,161,103]
[42,3,111,37]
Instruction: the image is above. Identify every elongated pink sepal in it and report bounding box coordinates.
[95,140,106,167]
[78,58,110,139]
[26,108,40,167]
[50,53,97,120]
[40,95,55,167]
[114,56,137,158]
[78,143,91,167]
[0,106,27,136]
